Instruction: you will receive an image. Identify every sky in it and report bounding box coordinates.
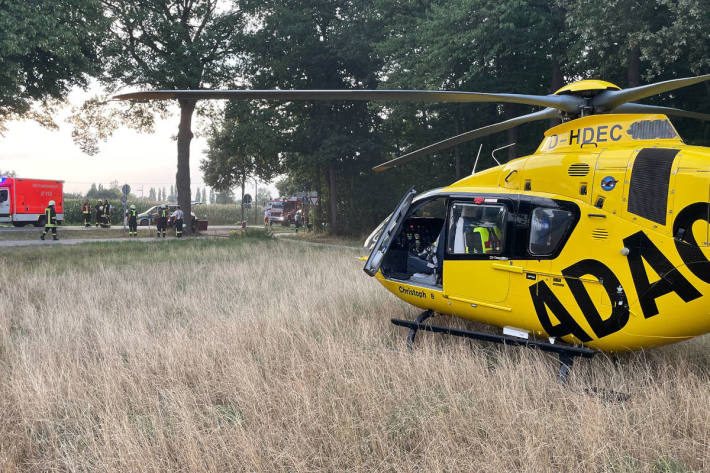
[0,85,261,197]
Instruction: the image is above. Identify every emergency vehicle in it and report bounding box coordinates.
[267,197,301,226]
[0,177,64,226]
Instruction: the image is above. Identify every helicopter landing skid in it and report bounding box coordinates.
[392,311,596,383]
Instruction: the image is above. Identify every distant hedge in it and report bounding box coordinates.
[62,199,258,226]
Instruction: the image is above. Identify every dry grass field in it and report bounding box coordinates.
[1,236,709,472]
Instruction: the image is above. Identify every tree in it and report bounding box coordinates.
[564,0,672,87]
[215,191,234,204]
[87,183,122,199]
[0,169,16,177]
[0,0,105,128]
[202,101,281,222]
[149,187,156,200]
[75,0,247,235]
[375,0,567,173]
[243,0,385,234]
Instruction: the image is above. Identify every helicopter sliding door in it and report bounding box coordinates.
[365,190,449,289]
[364,188,416,276]
[443,197,514,305]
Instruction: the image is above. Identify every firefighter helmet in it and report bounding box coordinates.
[130,204,136,209]
[48,200,55,206]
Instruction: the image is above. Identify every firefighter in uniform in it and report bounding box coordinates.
[40,200,58,240]
[172,205,184,238]
[82,199,91,227]
[102,199,111,227]
[126,204,138,237]
[95,200,102,227]
[157,204,168,237]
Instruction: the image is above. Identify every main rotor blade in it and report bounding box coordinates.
[593,74,710,111]
[612,103,710,121]
[372,108,560,172]
[114,89,582,112]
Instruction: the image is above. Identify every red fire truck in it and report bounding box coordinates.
[267,197,301,226]
[0,177,64,227]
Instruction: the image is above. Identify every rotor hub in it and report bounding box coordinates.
[554,80,621,97]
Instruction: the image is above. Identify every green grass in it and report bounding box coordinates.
[278,229,365,247]
[0,227,158,241]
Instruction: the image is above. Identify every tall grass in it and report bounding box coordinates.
[0,239,708,472]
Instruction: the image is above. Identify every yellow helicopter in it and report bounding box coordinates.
[116,74,710,369]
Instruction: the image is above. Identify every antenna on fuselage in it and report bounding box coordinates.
[471,144,483,174]
[491,142,516,166]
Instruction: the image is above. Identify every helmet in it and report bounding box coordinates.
[130,204,136,210]
[48,200,55,206]
[161,204,166,208]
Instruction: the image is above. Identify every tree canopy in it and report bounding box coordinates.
[75,0,248,234]
[200,0,709,235]
[0,0,105,128]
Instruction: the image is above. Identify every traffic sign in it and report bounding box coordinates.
[310,196,319,205]
[243,193,252,204]
[122,184,131,195]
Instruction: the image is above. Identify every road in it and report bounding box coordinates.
[0,225,244,247]
[0,225,243,232]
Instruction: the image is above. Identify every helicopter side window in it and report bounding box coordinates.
[529,208,575,256]
[447,203,506,255]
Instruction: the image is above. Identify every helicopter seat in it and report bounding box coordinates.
[465,231,484,254]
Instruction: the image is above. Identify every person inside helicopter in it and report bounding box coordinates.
[449,203,505,255]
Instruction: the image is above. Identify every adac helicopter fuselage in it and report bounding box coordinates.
[113,74,710,352]
[366,113,710,352]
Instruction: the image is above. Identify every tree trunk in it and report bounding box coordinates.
[240,177,245,223]
[454,117,461,180]
[627,45,641,88]
[327,160,338,234]
[315,164,322,231]
[550,59,563,92]
[177,99,197,235]
[504,104,518,161]
[549,59,563,127]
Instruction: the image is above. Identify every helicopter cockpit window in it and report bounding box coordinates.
[529,208,574,256]
[447,203,506,255]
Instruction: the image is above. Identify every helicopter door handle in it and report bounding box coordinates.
[580,142,598,148]
[504,170,518,182]
[587,213,606,218]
